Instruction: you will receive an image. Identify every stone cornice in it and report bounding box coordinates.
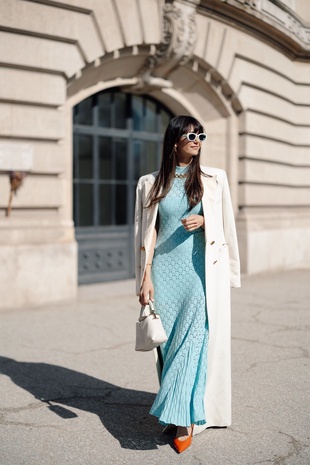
[199,0,310,60]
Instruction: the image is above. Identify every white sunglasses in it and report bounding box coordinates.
[181,132,207,142]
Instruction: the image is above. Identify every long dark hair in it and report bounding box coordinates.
[147,115,205,209]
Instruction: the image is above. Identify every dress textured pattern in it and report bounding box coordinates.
[150,165,209,427]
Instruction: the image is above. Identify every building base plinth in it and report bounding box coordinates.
[237,211,310,275]
[0,242,77,309]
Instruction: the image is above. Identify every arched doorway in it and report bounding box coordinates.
[73,89,173,284]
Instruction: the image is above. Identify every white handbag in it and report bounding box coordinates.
[135,300,168,351]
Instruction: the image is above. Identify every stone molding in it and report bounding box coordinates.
[200,0,310,59]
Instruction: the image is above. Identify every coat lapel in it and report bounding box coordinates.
[201,174,217,239]
[144,178,158,236]
[202,174,217,203]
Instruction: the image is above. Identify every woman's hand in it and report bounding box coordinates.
[181,214,204,231]
[139,275,154,306]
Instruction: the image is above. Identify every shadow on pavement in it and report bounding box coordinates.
[0,356,169,450]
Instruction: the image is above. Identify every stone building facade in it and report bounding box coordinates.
[0,0,309,309]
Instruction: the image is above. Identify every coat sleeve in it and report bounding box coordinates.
[222,171,241,288]
[134,178,143,296]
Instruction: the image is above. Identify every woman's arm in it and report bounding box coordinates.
[139,227,157,305]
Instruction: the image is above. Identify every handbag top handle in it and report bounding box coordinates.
[139,300,157,321]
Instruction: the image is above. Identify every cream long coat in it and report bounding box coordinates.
[134,166,241,435]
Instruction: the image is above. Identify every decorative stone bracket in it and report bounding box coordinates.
[132,0,201,91]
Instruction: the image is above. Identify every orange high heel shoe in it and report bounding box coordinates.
[173,424,194,453]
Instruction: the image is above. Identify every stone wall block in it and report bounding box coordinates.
[1,0,103,63]
[239,111,310,146]
[239,135,310,165]
[198,17,241,81]
[0,220,75,246]
[239,184,310,207]
[0,104,65,140]
[296,0,310,22]
[72,9,104,62]
[0,32,84,78]
[231,58,310,104]
[216,28,247,81]
[0,69,66,107]
[71,18,102,63]
[137,0,161,44]
[0,139,65,175]
[201,118,228,169]
[114,0,143,47]
[293,60,310,82]
[203,21,227,69]
[195,14,210,59]
[0,242,77,309]
[245,227,310,274]
[239,158,310,185]
[2,0,127,54]
[238,85,310,125]
[195,15,299,91]
[84,0,125,52]
[0,175,64,209]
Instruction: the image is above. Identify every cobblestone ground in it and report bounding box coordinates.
[0,269,309,465]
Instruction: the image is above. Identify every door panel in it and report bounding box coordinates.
[77,228,130,284]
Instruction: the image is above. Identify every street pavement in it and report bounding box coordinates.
[0,269,309,465]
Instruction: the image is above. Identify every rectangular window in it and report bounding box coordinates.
[78,183,93,226]
[115,139,127,180]
[114,93,127,129]
[133,140,158,180]
[144,141,158,174]
[99,137,112,180]
[115,184,127,225]
[145,99,157,132]
[77,135,93,180]
[98,93,112,128]
[133,96,143,131]
[99,184,112,225]
[133,141,142,181]
[160,109,171,133]
[73,98,93,126]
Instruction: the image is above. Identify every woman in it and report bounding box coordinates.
[134,115,240,453]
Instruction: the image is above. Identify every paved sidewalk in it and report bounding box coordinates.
[0,269,309,465]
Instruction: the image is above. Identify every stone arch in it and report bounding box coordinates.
[63,0,246,212]
[66,43,242,211]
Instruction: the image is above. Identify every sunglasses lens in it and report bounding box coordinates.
[198,134,207,141]
[187,133,196,141]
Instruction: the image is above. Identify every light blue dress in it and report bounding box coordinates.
[150,165,209,427]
